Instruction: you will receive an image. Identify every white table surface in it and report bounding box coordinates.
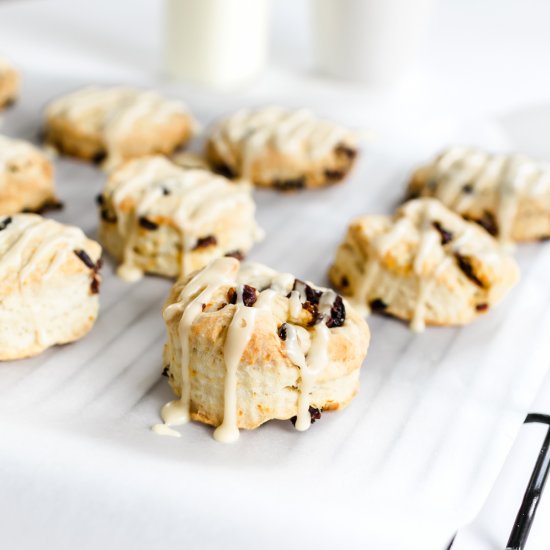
[1,1,549,549]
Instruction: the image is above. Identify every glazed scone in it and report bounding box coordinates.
[44,86,196,170]
[154,257,370,441]
[205,105,359,190]
[407,146,550,245]
[98,155,263,282]
[0,57,19,109]
[0,214,102,360]
[0,135,58,215]
[329,198,519,331]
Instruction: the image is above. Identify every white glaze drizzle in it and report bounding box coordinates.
[213,286,257,443]
[154,259,339,441]
[424,146,550,245]
[102,156,261,282]
[210,105,357,177]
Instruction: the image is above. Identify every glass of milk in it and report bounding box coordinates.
[311,0,435,87]
[164,0,270,90]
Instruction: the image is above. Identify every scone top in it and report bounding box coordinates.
[0,213,102,294]
[158,257,370,441]
[408,146,550,244]
[206,105,359,189]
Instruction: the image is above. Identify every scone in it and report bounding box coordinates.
[44,86,197,170]
[154,257,370,442]
[205,105,359,190]
[98,155,263,282]
[329,198,519,332]
[0,57,19,109]
[407,146,550,245]
[0,135,58,215]
[0,214,102,360]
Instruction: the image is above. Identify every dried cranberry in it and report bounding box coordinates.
[91,275,101,294]
[225,250,245,261]
[475,303,489,312]
[138,216,159,230]
[227,287,237,304]
[100,209,117,223]
[241,284,257,307]
[475,211,498,237]
[214,163,235,179]
[193,235,217,250]
[293,279,322,305]
[0,217,12,231]
[92,151,106,165]
[455,254,485,288]
[432,221,453,245]
[290,406,323,426]
[74,249,95,269]
[335,144,357,159]
[273,178,305,191]
[324,169,345,181]
[370,298,388,312]
[326,295,346,328]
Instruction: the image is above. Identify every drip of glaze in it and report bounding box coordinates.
[283,324,312,431]
[409,205,441,332]
[295,323,330,431]
[151,422,181,438]
[213,288,257,443]
[154,258,239,435]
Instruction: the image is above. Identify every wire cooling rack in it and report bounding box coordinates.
[447,413,550,550]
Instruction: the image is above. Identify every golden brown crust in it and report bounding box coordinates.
[0,61,19,109]
[0,136,57,215]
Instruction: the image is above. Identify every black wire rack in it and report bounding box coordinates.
[446,413,550,550]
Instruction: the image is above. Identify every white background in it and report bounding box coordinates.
[0,0,549,548]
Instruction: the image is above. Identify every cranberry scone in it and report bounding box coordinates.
[0,57,19,109]
[153,257,370,442]
[205,105,359,190]
[44,86,196,170]
[329,198,519,332]
[98,156,263,282]
[407,146,550,245]
[0,214,102,360]
[0,135,58,215]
